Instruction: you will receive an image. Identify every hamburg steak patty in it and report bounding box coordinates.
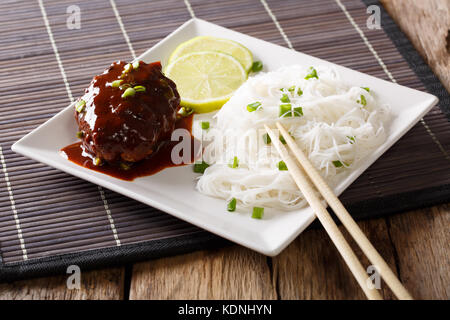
[75,60,180,163]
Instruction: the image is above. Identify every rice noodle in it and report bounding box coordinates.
[196,65,389,210]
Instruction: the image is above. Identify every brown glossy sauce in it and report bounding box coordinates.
[61,115,196,181]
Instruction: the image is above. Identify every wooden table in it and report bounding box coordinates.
[1,0,449,300]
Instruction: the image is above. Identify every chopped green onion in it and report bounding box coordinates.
[75,99,86,113]
[93,157,102,166]
[357,95,367,106]
[227,198,237,212]
[228,156,239,168]
[332,160,349,168]
[201,121,210,130]
[297,88,303,96]
[280,94,290,103]
[279,103,292,117]
[279,133,295,145]
[247,101,261,112]
[123,63,132,73]
[193,161,209,173]
[252,207,264,219]
[111,80,123,88]
[293,106,303,117]
[263,133,271,144]
[132,61,140,69]
[134,85,146,92]
[120,162,131,170]
[122,87,136,98]
[362,87,370,92]
[251,61,263,72]
[277,160,288,171]
[288,86,295,93]
[305,67,318,80]
[76,131,83,139]
[347,136,355,144]
[360,95,367,106]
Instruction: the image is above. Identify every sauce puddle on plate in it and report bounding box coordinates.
[61,115,197,181]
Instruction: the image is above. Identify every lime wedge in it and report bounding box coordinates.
[165,51,247,113]
[168,36,253,72]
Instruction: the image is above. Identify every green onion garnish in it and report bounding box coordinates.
[279,103,292,117]
[132,61,140,70]
[305,67,318,80]
[252,207,264,219]
[76,131,83,139]
[297,88,303,96]
[277,160,288,171]
[362,87,370,92]
[193,161,209,173]
[357,95,367,106]
[227,198,237,212]
[111,80,123,88]
[332,160,348,168]
[280,94,290,103]
[229,156,239,168]
[293,106,303,117]
[75,99,86,113]
[263,133,271,144]
[347,136,355,144]
[288,86,295,93]
[247,101,261,112]
[201,121,210,130]
[251,61,263,72]
[123,63,132,73]
[134,85,146,92]
[122,87,136,98]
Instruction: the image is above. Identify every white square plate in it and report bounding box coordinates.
[12,18,438,256]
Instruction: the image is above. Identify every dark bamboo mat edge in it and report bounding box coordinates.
[1,0,450,282]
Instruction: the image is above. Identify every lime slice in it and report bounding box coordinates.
[165,51,247,113]
[168,36,253,72]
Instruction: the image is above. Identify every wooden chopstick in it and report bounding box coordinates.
[269,122,413,300]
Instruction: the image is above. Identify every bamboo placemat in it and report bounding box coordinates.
[1,0,449,281]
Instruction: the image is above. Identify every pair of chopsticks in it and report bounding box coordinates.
[265,123,413,300]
